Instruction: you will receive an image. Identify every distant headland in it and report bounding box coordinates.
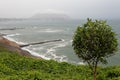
[30,13,71,20]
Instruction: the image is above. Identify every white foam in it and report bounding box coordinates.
[32,47,44,51]
[46,48,55,53]
[6,33,21,37]
[61,39,65,41]
[42,40,70,62]
[3,36,16,42]
[53,44,65,49]
[38,28,63,33]
[3,33,26,45]
[53,41,68,49]
[45,44,69,62]
[59,55,68,62]
[41,40,68,59]
[47,52,68,62]
[22,47,51,60]
[15,41,26,45]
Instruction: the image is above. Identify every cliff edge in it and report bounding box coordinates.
[0,35,34,57]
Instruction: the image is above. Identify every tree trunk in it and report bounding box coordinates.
[94,70,97,80]
[93,67,97,80]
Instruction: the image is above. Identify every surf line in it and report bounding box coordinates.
[0,27,24,31]
[20,39,62,47]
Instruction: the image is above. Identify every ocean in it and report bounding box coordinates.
[0,19,120,66]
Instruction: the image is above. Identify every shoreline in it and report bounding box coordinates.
[0,34,41,58]
[0,33,62,59]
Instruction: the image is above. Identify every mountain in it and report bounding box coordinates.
[30,13,71,21]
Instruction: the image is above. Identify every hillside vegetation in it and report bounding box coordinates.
[0,46,120,80]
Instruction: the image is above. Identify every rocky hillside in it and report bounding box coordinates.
[0,35,32,57]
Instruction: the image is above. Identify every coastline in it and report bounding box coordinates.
[0,33,62,59]
[0,34,41,58]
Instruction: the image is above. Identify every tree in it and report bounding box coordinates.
[72,18,118,80]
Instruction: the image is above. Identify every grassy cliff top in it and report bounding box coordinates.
[0,46,120,80]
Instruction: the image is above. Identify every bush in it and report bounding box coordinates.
[0,46,120,80]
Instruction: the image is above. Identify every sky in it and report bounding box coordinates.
[0,0,120,19]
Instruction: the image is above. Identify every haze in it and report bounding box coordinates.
[0,0,120,19]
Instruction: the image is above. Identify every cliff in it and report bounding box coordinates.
[0,35,33,57]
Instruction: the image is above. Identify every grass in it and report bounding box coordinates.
[0,46,120,80]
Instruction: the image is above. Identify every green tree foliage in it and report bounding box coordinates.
[72,18,118,80]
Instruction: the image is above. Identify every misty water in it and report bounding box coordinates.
[0,19,120,65]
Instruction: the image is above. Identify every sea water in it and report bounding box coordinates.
[0,19,119,65]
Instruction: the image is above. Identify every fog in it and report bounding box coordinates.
[0,0,120,19]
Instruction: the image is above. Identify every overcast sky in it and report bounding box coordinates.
[0,0,120,19]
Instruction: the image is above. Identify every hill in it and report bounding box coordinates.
[30,13,71,21]
[0,45,120,80]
